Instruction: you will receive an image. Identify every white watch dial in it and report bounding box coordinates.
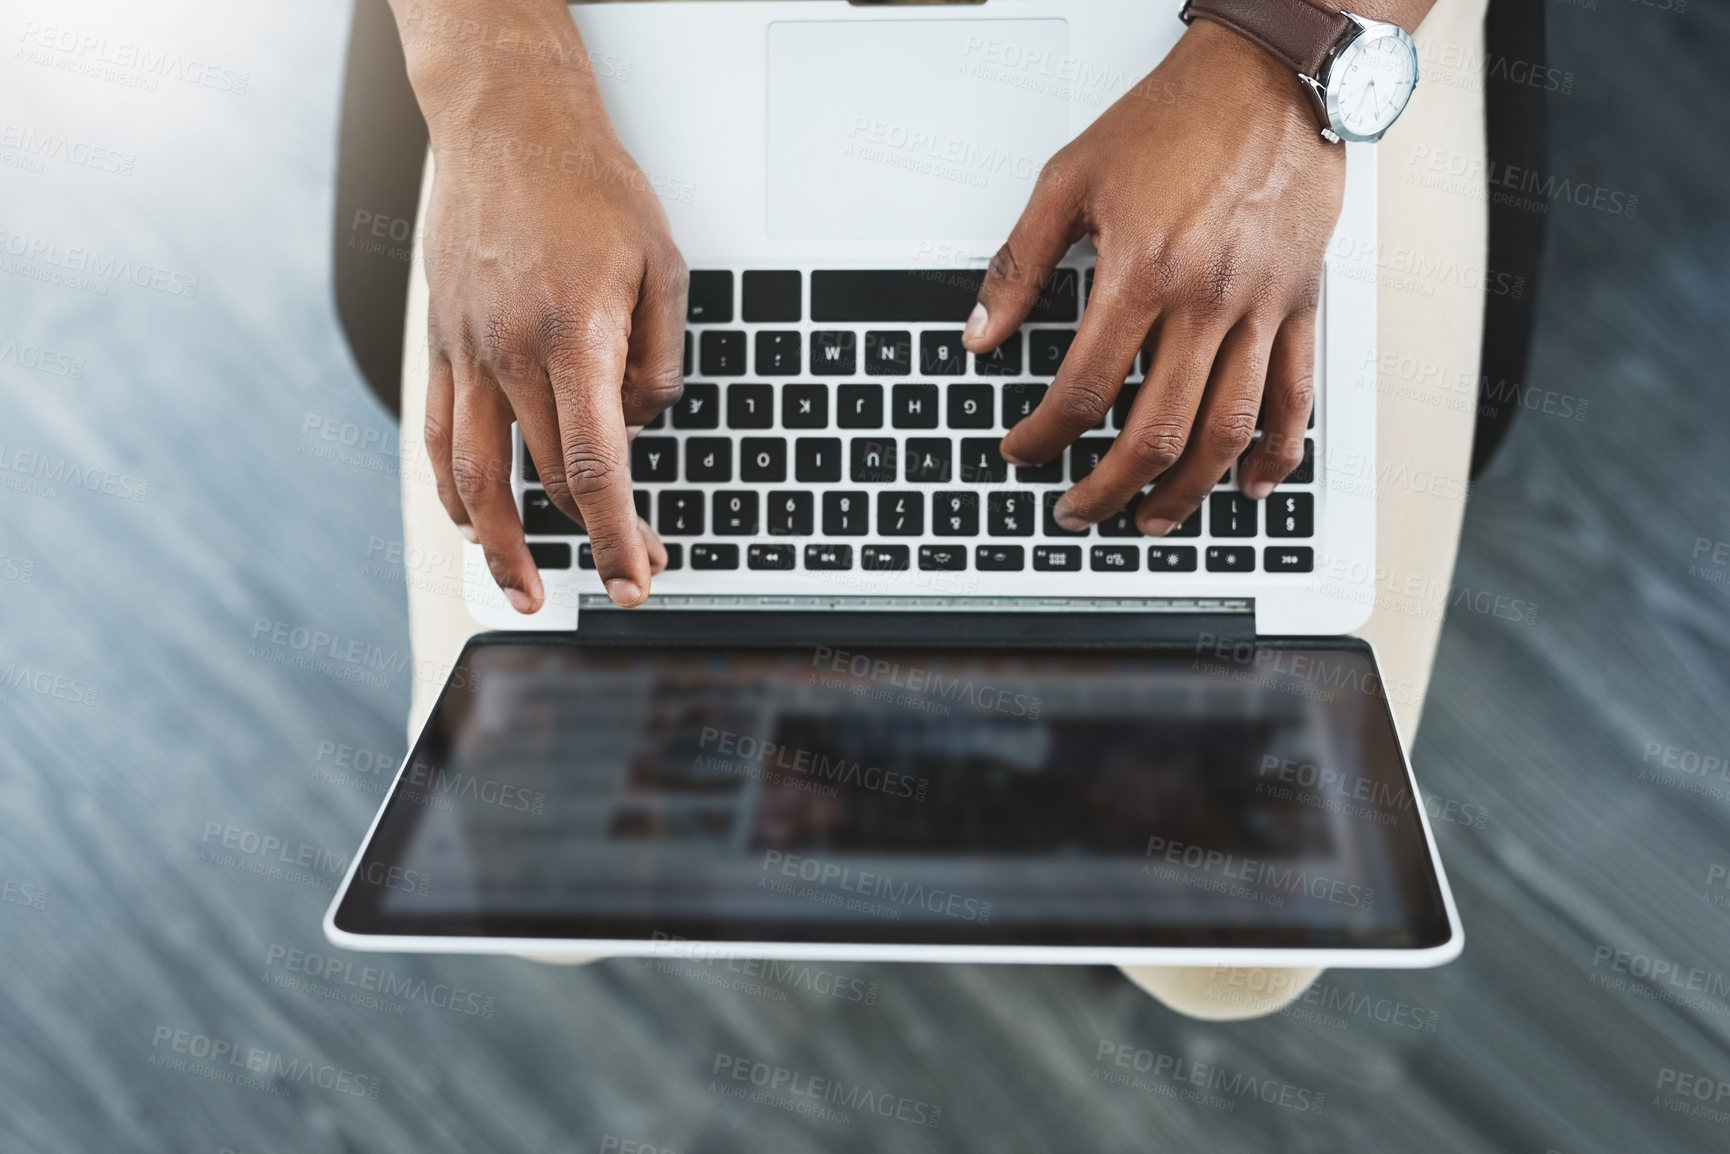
[1330,31,1417,138]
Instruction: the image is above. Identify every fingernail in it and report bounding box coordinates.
[1002,451,1031,468]
[607,578,643,607]
[962,302,989,346]
[1243,480,1274,501]
[1053,502,1089,532]
[459,523,478,544]
[1142,518,1177,537]
[626,424,645,440]
[504,586,534,614]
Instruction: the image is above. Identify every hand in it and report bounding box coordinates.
[401,4,683,611]
[963,20,1344,534]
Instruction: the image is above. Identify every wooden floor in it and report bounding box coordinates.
[3,1,1728,1151]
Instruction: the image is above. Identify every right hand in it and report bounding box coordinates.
[406,16,685,612]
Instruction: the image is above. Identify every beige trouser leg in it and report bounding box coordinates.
[400,0,1487,995]
[1120,0,1489,1019]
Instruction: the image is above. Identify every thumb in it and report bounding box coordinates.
[964,173,1082,354]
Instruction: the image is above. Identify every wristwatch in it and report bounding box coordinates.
[1180,0,1420,143]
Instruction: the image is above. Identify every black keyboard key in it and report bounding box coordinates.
[850,437,898,483]
[672,382,720,428]
[1112,382,1141,430]
[687,271,732,324]
[892,384,939,429]
[932,491,979,536]
[1016,461,1063,483]
[987,491,1035,536]
[810,331,857,376]
[1266,492,1314,537]
[1209,492,1257,537]
[528,542,571,570]
[920,331,967,376]
[682,332,691,378]
[877,491,924,536]
[904,438,953,483]
[748,542,796,570]
[685,438,732,482]
[1042,491,1088,537]
[947,384,994,428]
[974,332,1021,376]
[1033,544,1081,571]
[794,437,841,483]
[727,383,774,428]
[645,410,667,430]
[657,490,704,535]
[782,384,828,429]
[1167,508,1202,538]
[1097,493,1144,537]
[699,331,745,376]
[577,543,595,569]
[863,544,910,571]
[1091,545,1139,572]
[755,331,801,376]
[631,437,678,482]
[767,491,813,535]
[919,544,967,571]
[864,331,912,376]
[1028,330,1073,377]
[742,270,800,322]
[1206,546,1256,572]
[957,438,1007,484]
[1031,269,1079,322]
[713,491,758,535]
[1148,545,1198,572]
[1070,437,1113,482]
[692,543,739,570]
[663,543,683,570]
[1003,383,1047,428]
[822,491,869,535]
[1264,546,1314,573]
[976,544,1024,571]
[740,437,786,483]
[837,384,884,428]
[634,489,650,522]
[806,543,852,570]
[523,490,582,535]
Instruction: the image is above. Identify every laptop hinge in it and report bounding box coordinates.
[572,596,1255,649]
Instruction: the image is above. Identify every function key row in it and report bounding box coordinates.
[529,541,1312,574]
[687,269,1080,326]
[524,488,1312,540]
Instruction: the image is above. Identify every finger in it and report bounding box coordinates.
[505,384,585,529]
[1000,263,1154,470]
[1135,321,1271,535]
[547,337,653,608]
[452,364,544,613]
[640,518,668,575]
[964,168,1084,354]
[424,354,476,543]
[1052,312,1224,529]
[621,249,688,426]
[1239,307,1316,500]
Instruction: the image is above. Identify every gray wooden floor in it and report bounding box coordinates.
[4,1,1729,1151]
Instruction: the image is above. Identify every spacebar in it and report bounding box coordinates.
[810,269,985,323]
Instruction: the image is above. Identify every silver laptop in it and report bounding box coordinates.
[325,0,1460,969]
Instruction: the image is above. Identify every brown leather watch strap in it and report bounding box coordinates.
[1181,0,1355,80]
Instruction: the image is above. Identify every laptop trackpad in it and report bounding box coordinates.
[766,19,1070,241]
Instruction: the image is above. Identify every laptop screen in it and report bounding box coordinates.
[332,634,1452,950]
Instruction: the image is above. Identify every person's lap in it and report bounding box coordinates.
[394,0,1486,1017]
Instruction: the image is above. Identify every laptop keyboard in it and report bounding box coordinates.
[517,268,1316,578]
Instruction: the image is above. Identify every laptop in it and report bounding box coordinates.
[325,0,1461,969]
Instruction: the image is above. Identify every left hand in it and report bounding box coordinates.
[962,20,1345,534]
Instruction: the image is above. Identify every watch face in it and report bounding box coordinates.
[1329,29,1418,139]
